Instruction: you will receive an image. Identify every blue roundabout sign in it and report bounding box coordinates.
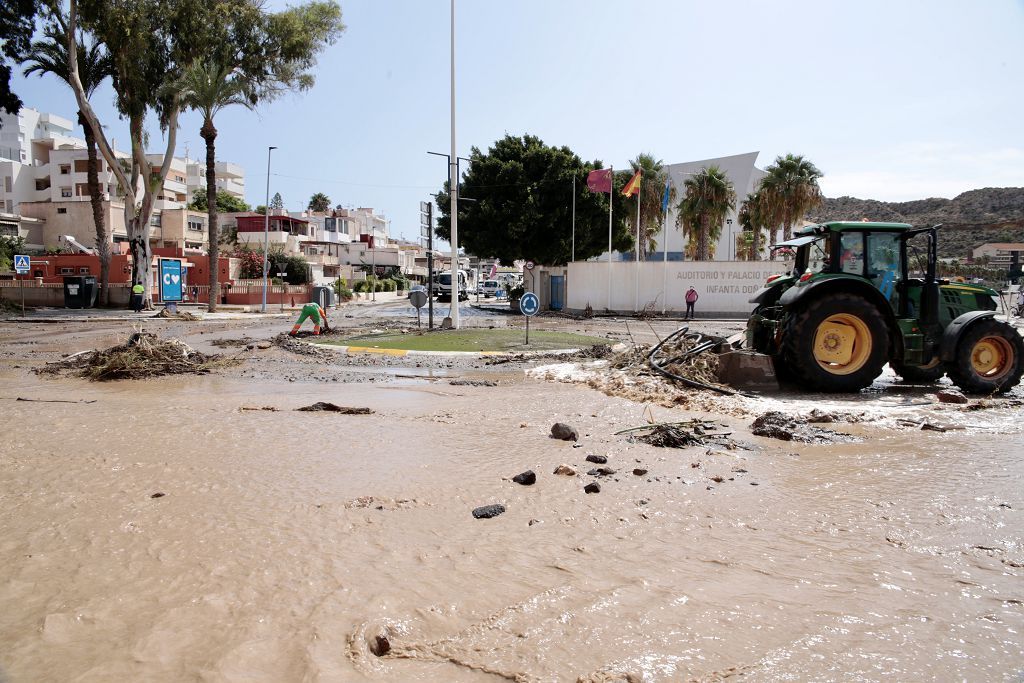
[520,291,540,316]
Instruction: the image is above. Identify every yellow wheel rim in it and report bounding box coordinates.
[971,336,1013,379]
[813,314,872,375]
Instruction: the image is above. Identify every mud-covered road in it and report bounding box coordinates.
[1,304,1022,682]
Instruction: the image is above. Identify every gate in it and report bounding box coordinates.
[550,275,565,311]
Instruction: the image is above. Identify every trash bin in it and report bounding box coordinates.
[63,276,96,311]
[81,275,98,308]
[312,285,334,309]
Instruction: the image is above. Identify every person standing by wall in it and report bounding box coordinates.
[684,286,698,320]
[130,283,145,313]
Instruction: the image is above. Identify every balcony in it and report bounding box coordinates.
[214,161,244,179]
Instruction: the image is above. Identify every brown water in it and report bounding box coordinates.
[1,339,1023,681]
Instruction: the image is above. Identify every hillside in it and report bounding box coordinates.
[805,187,1024,258]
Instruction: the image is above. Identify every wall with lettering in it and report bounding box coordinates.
[566,260,790,315]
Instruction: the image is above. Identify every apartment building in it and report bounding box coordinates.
[186,160,246,203]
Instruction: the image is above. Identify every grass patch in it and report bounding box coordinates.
[322,328,609,352]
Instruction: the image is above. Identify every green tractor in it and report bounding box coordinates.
[746,222,1024,393]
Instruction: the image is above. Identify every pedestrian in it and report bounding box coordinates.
[290,302,330,336]
[684,286,698,320]
[130,283,144,313]
[191,285,199,302]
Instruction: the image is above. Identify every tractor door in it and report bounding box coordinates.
[866,232,901,304]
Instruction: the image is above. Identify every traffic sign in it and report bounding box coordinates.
[409,289,427,309]
[520,291,540,316]
[14,254,29,274]
[159,258,183,302]
[525,260,535,271]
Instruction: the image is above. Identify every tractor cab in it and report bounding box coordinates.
[744,222,1021,394]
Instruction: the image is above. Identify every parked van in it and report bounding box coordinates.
[437,270,469,301]
[479,280,501,298]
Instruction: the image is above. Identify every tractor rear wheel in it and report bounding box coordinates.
[892,358,945,383]
[945,318,1024,394]
[781,294,889,392]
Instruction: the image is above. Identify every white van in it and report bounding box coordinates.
[479,280,501,298]
[437,270,469,301]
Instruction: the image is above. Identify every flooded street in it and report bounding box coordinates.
[1,314,1022,682]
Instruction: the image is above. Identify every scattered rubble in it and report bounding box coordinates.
[37,332,233,381]
[472,504,505,519]
[152,309,200,320]
[296,402,373,414]
[585,454,607,464]
[449,379,498,387]
[553,465,576,476]
[512,470,536,486]
[936,389,969,404]
[750,411,856,444]
[550,423,579,441]
[584,482,601,494]
[618,420,737,449]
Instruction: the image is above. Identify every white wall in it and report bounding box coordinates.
[567,260,790,316]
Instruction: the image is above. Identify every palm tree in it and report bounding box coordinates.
[23,20,113,302]
[626,153,673,259]
[737,190,776,261]
[676,166,736,261]
[180,59,256,312]
[308,192,330,213]
[759,154,824,259]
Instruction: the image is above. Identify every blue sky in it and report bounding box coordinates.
[13,0,1024,243]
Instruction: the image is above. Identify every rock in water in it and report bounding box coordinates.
[370,635,391,656]
[585,454,607,464]
[512,470,537,486]
[633,468,648,476]
[587,467,617,476]
[550,422,579,441]
[936,389,969,404]
[553,465,576,476]
[472,504,506,519]
[584,482,601,494]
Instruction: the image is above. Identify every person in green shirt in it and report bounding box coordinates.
[290,302,330,336]
[130,283,144,312]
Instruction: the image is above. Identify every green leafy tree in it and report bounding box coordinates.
[676,165,736,261]
[180,2,341,311]
[0,236,28,272]
[625,153,674,259]
[434,134,632,265]
[23,17,114,303]
[1,0,42,119]
[270,192,284,212]
[759,153,824,259]
[187,187,251,213]
[308,192,331,212]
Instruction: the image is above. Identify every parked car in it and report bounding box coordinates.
[479,280,501,298]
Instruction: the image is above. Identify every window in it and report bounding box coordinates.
[79,267,90,274]
[4,200,11,213]
[59,164,70,175]
[867,232,901,300]
[151,214,162,227]
[839,232,864,275]
[4,176,11,192]
[60,267,75,274]
[57,207,67,214]
[187,218,204,232]
[0,221,17,237]
[61,187,72,198]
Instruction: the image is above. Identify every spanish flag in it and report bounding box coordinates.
[622,170,642,197]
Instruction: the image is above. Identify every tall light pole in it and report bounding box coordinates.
[449,0,459,329]
[261,145,277,313]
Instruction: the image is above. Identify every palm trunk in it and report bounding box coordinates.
[201,117,219,312]
[698,215,709,261]
[80,111,111,305]
[751,225,760,262]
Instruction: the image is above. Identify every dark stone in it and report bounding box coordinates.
[936,389,969,404]
[512,470,536,486]
[370,635,391,656]
[472,504,506,519]
[584,482,601,494]
[585,454,607,464]
[550,422,579,441]
[587,467,617,476]
[633,468,648,476]
[150,492,165,499]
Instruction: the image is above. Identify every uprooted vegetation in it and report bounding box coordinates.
[618,420,743,450]
[37,332,238,381]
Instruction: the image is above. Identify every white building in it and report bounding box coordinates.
[186,160,246,203]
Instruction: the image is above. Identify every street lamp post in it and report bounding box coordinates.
[449,0,459,329]
[261,145,277,313]
[726,218,734,260]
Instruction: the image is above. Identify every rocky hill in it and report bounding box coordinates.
[806,187,1024,258]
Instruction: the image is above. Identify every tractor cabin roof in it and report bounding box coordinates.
[796,221,914,236]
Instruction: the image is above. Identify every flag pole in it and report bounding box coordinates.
[634,182,641,312]
[607,165,613,313]
[571,175,576,263]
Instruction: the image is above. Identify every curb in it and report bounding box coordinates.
[307,342,582,358]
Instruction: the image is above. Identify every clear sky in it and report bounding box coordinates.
[12,0,1024,243]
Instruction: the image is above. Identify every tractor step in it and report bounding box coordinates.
[717,351,780,392]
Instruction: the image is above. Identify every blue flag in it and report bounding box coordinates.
[661,181,671,213]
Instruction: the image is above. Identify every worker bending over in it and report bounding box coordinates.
[290,302,330,336]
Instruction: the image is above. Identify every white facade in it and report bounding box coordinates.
[186,160,246,203]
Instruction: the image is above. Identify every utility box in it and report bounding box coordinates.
[312,285,335,309]
[63,275,98,309]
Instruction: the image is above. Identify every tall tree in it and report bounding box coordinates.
[737,190,776,262]
[759,153,824,259]
[1,0,42,119]
[676,165,736,261]
[24,18,115,304]
[187,187,250,213]
[434,133,632,265]
[308,192,331,212]
[626,153,673,259]
[270,192,284,212]
[181,1,342,311]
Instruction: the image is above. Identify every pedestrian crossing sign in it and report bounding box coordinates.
[14,254,29,273]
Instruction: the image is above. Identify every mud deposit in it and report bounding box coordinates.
[1,318,1023,682]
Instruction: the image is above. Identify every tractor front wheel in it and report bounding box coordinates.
[945,319,1024,394]
[781,294,889,392]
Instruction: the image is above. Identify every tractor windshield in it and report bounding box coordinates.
[798,236,831,275]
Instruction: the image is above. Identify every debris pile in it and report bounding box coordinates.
[751,411,857,444]
[618,420,738,449]
[152,308,200,320]
[296,402,373,414]
[38,332,231,381]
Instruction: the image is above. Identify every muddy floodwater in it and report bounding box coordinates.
[1,316,1023,682]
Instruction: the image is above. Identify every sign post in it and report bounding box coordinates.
[159,258,183,313]
[277,271,287,312]
[519,291,539,344]
[409,288,427,329]
[420,201,434,329]
[14,255,29,315]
